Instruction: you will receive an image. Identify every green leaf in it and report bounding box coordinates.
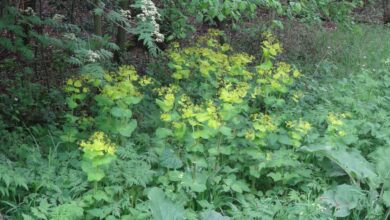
[124,96,142,105]
[51,202,84,220]
[259,59,273,70]
[278,135,293,146]
[148,187,185,220]
[93,190,110,202]
[181,172,207,192]
[370,146,390,188]
[73,80,82,88]
[93,8,104,16]
[200,210,230,220]
[231,183,243,193]
[66,97,78,109]
[156,99,173,112]
[219,126,232,137]
[383,190,390,207]
[95,95,114,106]
[231,181,250,193]
[92,155,115,167]
[118,120,137,137]
[110,107,132,118]
[87,208,104,218]
[22,214,34,220]
[81,161,105,182]
[160,148,183,169]
[319,184,363,218]
[301,145,378,186]
[60,127,78,143]
[156,128,173,139]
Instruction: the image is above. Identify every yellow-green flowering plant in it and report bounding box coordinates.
[80,131,116,182]
[148,30,313,203]
[63,66,144,141]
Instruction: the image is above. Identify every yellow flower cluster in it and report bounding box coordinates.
[286,119,311,147]
[65,77,93,94]
[154,85,179,97]
[257,62,296,94]
[292,90,304,102]
[103,82,140,101]
[65,66,143,101]
[139,75,153,86]
[179,99,221,129]
[262,32,283,58]
[327,112,345,127]
[102,66,142,101]
[286,120,312,134]
[245,114,278,143]
[118,65,139,81]
[80,131,116,155]
[229,53,254,69]
[252,114,277,133]
[167,30,254,81]
[327,112,348,136]
[155,30,305,146]
[156,85,179,114]
[219,82,249,104]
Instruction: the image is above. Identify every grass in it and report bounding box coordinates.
[290,24,390,155]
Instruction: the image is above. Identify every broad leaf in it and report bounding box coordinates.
[148,187,185,220]
[118,120,137,137]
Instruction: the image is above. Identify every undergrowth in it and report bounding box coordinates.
[1,25,390,220]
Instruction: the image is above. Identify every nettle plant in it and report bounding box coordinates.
[150,30,313,210]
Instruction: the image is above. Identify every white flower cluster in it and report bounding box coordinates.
[20,7,36,16]
[137,0,164,43]
[63,33,77,40]
[53,14,65,23]
[120,9,132,20]
[86,50,100,63]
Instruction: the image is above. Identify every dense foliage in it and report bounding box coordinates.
[1,0,390,219]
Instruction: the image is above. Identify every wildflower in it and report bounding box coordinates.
[292,90,303,102]
[136,0,164,42]
[327,112,343,127]
[139,76,153,86]
[253,114,277,133]
[53,14,65,22]
[338,130,346,136]
[161,113,171,121]
[245,130,255,140]
[120,9,131,19]
[293,70,301,78]
[79,131,116,155]
[66,79,74,86]
[219,82,249,103]
[86,50,100,63]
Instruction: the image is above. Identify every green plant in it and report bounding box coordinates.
[160,0,196,41]
[136,30,319,216]
[189,0,258,25]
[3,22,390,220]
[63,65,143,141]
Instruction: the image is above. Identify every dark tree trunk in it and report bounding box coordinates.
[93,0,102,35]
[21,0,36,45]
[384,0,390,24]
[70,0,76,24]
[0,0,9,17]
[114,0,131,63]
